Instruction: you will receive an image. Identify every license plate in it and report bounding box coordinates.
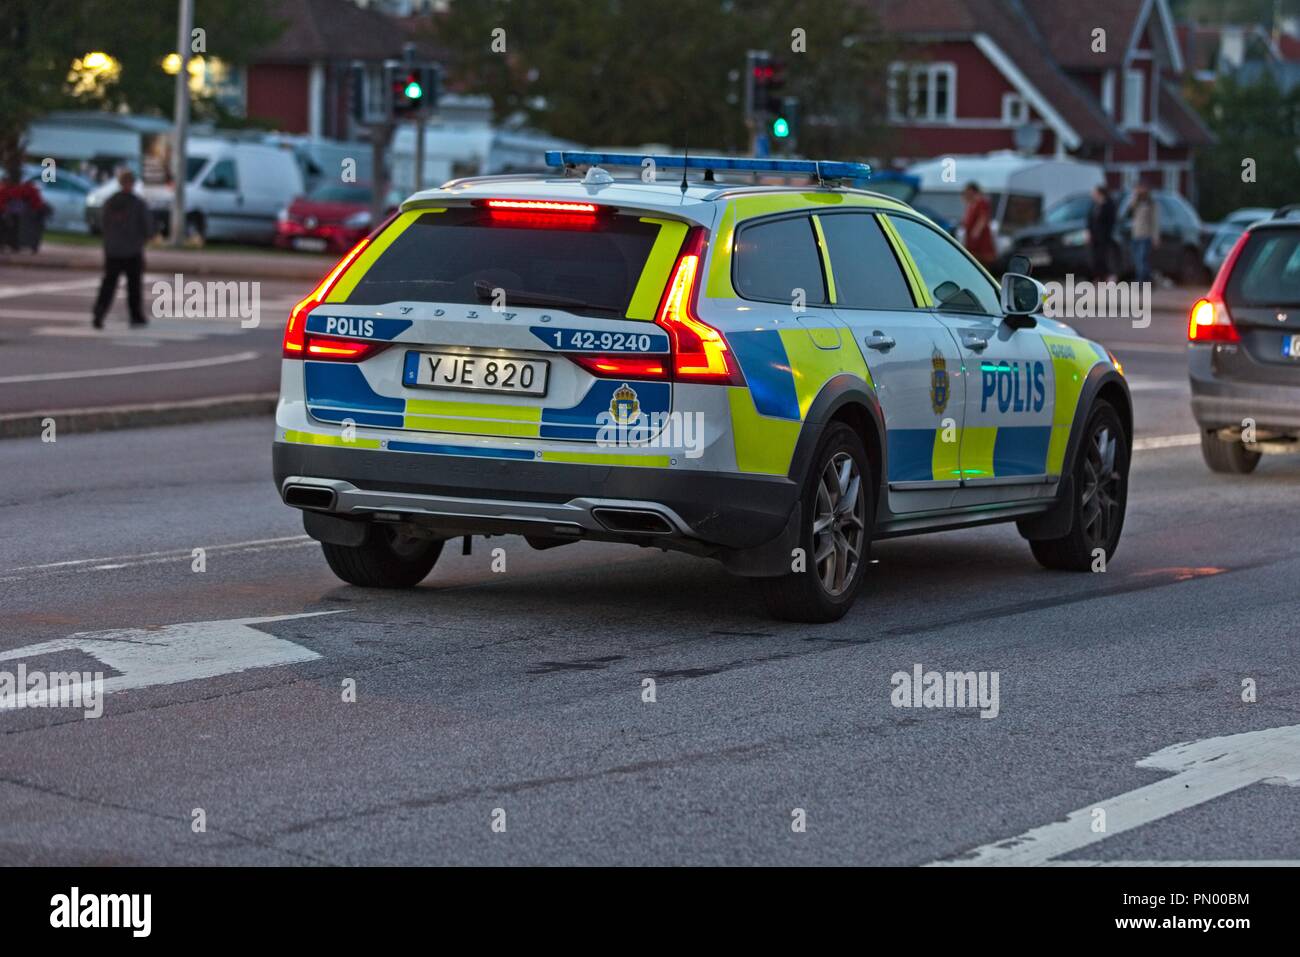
[1025,248,1051,267]
[292,237,328,252]
[1283,334,1300,358]
[403,351,549,396]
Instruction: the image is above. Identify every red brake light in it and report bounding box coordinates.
[654,228,742,385]
[567,354,668,379]
[483,199,600,213]
[302,334,390,362]
[1188,296,1239,343]
[283,237,371,359]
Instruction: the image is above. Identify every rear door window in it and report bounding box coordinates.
[816,212,915,309]
[732,215,828,304]
[1226,230,1300,306]
[346,207,662,316]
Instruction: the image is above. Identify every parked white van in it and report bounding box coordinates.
[906,151,1105,259]
[86,137,304,244]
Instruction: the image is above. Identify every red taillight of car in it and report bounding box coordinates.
[1188,296,1240,343]
[283,237,371,359]
[1189,229,1250,344]
[654,228,743,385]
[567,354,669,379]
[301,334,390,362]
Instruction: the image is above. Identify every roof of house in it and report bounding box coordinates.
[1018,0,1147,69]
[866,0,1128,147]
[1157,80,1216,146]
[256,0,431,62]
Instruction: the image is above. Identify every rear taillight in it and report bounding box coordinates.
[568,355,668,379]
[283,237,371,359]
[302,334,390,362]
[1188,296,1239,343]
[654,228,743,385]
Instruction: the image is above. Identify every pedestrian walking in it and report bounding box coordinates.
[92,168,154,329]
[1086,184,1117,281]
[961,181,997,269]
[1128,182,1159,283]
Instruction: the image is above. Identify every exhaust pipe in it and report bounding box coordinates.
[591,507,675,535]
[283,484,336,510]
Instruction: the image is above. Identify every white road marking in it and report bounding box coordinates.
[0,278,102,300]
[1107,342,1189,355]
[0,613,331,708]
[1,535,312,581]
[32,326,204,342]
[0,350,259,384]
[929,724,1300,866]
[1134,433,1200,451]
[1125,377,1187,393]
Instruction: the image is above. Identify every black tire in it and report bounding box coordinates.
[1200,431,1261,474]
[320,525,443,588]
[1030,400,1129,571]
[756,422,872,623]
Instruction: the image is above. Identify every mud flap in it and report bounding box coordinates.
[1016,475,1075,541]
[720,502,802,577]
[303,510,369,547]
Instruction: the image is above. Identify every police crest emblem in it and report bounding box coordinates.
[610,382,640,425]
[930,349,949,415]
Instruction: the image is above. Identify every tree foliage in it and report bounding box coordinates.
[1192,73,1300,221]
[0,0,281,177]
[431,0,894,157]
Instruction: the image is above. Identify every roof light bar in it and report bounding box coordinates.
[544,151,871,182]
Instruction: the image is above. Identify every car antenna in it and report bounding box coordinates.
[680,132,689,195]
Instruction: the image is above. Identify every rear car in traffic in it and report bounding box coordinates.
[1190,207,1300,472]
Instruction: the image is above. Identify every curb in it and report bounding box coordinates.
[0,392,277,439]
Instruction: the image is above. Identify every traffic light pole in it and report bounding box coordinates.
[370,122,393,229]
[414,110,426,193]
[170,0,194,247]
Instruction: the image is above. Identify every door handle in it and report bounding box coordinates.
[863,332,896,351]
[962,334,989,351]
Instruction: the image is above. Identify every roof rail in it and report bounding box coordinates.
[543,151,871,185]
[439,172,552,189]
[1270,203,1300,220]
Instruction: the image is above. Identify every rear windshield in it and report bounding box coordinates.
[1226,229,1300,306]
[346,208,661,316]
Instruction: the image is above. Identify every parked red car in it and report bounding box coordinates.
[274,183,396,253]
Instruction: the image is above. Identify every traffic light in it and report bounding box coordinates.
[772,96,799,145]
[388,63,440,118]
[763,59,786,116]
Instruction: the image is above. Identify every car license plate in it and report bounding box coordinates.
[1283,334,1300,358]
[292,237,328,252]
[403,351,549,396]
[1024,248,1051,267]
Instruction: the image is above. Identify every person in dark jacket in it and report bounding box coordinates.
[92,169,154,328]
[1086,185,1117,281]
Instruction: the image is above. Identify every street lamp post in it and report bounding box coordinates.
[170,0,194,247]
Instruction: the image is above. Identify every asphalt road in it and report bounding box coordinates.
[0,263,303,415]
[2,388,1298,864]
[0,260,1295,866]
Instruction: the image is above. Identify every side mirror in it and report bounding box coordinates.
[1000,272,1045,324]
[1006,254,1032,276]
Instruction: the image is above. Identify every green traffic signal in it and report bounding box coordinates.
[404,79,423,99]
[772,116,790,138]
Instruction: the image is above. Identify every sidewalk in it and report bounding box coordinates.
[0,240,333,282]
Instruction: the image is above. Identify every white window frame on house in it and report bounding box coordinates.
[1163,165,1181,192]
[1101,70,1115,117]
[888,61,957,123]
[1123,69,1145,129]
[1121,167,1140,188]
[1001,92,1028,125]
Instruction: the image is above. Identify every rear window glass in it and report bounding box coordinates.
[1227,229,1300,306]
[817,212,915,309]
[733,215,828,304]
[346,208,661,316]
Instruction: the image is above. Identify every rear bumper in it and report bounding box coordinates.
[272,441,799,550]
[1189,347,1300,433]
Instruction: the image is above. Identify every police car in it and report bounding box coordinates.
[274,152,1131,622]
